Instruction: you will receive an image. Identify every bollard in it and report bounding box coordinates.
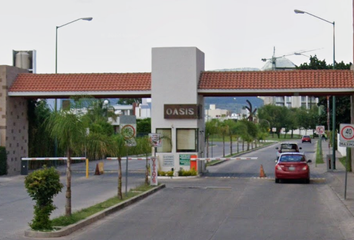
[327,154,332,171]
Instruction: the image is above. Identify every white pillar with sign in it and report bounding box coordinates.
[339,124,354,199]
[151,47,205,174]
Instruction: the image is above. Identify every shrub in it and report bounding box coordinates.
[0,147,7,175]
[24,166,63,230]
[178,168,197,176]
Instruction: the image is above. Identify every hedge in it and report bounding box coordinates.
[0,147,7,175]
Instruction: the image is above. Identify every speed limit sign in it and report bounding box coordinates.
[316,125,325,135]
[339,124,354,147]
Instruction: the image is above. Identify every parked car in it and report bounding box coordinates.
[275,142,302,159]
[275,152,311,184]
[301,135,311,143]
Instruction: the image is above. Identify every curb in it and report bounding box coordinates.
[24,184,165,238]
[207,142,278,166]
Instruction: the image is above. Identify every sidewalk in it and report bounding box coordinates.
[319,139,354,217]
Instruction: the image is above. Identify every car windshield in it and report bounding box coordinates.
[279,155,304,162]
[281,144,297,150]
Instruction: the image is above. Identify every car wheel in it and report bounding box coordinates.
[275,178,280,183]
[305,178,310,184]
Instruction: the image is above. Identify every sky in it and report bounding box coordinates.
[0,0,353,73]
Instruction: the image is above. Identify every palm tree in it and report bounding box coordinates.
[224,119,237,156]
[110,133,128,200]
[46,110,85,216]
[134,136,152,185]
[81,99,117,159]
[219,121,229,157]
[46,97,116,216]
[235,121,248,153]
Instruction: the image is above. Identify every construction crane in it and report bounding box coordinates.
[261,47,321,70]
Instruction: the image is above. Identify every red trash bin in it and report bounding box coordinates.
[190,155,197,171]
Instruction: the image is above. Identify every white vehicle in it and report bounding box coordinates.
[275,142,302,160]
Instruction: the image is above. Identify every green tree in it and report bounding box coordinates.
[118,98,142,105]
[110,133,128,200]
[239,120,257,149]
[224,119,238,155]
[28,100,54,168]
[24,166,63,230]
[0,147,7,175]
[257,104,288,138]
[234,121,248,153]
[297,55,352,131]
[287,108,299,138]
[205,119,219,157]
[136,118,151,137]
[219,121,229,157]
[134,136,152,185]
[46,110,86,216]
[81,99,116,160]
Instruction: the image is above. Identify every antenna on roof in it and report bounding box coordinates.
[261,47,322,70]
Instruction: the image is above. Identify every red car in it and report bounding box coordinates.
[301,135,311,143]
[275,152,311,184]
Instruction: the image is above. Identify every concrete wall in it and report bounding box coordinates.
[0,66,28,175]
[151,47,205,173]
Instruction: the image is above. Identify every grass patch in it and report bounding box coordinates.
[316,139,324,164]
[51,184,154,227]
[206,160,223,166]
[339,155,352,172]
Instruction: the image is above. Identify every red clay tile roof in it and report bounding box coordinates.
[8,70,354,97]
[199,70,354,90]
[9,73,151,92]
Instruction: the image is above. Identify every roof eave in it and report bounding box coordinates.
[8,91,152,98]
[198,88,354,96]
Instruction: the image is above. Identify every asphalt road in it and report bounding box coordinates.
[0,158,148,240]
[52,176,354,240]
[2,140,354,240]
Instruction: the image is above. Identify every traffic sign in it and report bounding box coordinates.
[149,133,162,147]
[339,124,354,147]
[316,125,325,135]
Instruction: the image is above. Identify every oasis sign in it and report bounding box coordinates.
[164,104,200,119]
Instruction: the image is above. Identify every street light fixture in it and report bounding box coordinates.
[54,17,93,157]
[55,17,93,74]
[294,9,336,169]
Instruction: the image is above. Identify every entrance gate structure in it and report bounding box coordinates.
[2,47,354,175]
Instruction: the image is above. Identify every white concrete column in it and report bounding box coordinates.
[151,47,205,172]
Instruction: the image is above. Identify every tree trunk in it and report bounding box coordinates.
[237,138,239,153]
[206,136,209,158]
[65,148,72,216]
[118,158,123,200]
[145,156,149,185]
[222,136,225,157]
[229,135,233,156]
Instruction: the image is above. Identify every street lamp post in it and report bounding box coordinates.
[294,9,336,169]
[55,17,93,74]
[54,17,93,157]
